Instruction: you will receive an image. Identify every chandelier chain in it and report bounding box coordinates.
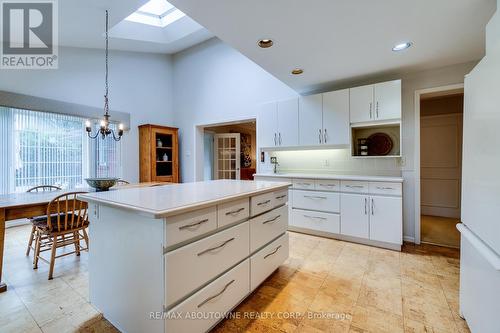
[104,10,109,115]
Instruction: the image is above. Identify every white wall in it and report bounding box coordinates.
[172,38,298,182]
[172,38,477,241]
[0,46,174,182]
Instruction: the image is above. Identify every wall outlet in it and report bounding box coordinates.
[323,159,330,167]
[399,156,406,167]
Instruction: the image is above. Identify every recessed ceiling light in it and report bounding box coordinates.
[392,42,412,52]
[258,39,274,48]
[291,68,303,75]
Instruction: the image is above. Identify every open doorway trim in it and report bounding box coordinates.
[414,83,464,244]
[194,117,257,182]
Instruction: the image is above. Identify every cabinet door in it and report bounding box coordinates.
[349,84,374,123]
[323,89,350,145]
[374,80,401,121]
[299,94,323,145]
[340,194,369,238]
[258,102,278,147]
[277,98,299,146]
[369,196,402,244]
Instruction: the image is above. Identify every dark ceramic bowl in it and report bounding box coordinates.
[85,178,119,191]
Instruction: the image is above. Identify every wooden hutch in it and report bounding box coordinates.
[139,124,179,183]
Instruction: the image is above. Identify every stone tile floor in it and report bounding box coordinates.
[1,225,467,333]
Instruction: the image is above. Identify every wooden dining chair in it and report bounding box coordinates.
[32,191,89,280]
[26,185,62,256]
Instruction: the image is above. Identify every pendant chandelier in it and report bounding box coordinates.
[85,10,124,141]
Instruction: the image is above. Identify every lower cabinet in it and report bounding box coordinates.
[340,193,369,238]
[369,196,402,244]
[166,259,250,333]
[291,209,340,234]
[250,233,289,291]
[340,193,402,245]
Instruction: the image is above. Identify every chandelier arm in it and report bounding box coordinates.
[110,129,122,142]
[87,130,100,139]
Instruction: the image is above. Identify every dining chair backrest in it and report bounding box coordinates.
[27,185,62,193]
[46,192,89,233]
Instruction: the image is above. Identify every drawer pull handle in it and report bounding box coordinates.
[297,183,312,186]
[275,194,287,199]
[319,184,336,187]
[264,245,282,259]
[197,237,235,256]
[263,215,281,224]
[257,199,271,206]
[346,185,364,189]
[225,207,245,216]
[304,195,327,200]
[376,186,396,190]
[304,215,327,221]
[197,279,235,308]
[178,219,209,230]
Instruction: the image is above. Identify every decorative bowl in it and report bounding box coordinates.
[85,178,119,191]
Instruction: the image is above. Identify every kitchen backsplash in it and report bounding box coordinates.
[259,148,402,176]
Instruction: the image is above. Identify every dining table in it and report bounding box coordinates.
[0,181,167,293]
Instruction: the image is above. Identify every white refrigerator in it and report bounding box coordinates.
[459,2,500,332]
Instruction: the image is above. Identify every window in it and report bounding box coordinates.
[0,106,122,194]
[125,0,186,28]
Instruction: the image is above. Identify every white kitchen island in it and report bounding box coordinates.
[78,180,291,333]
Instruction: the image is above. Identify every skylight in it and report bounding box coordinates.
[125,0,186,28]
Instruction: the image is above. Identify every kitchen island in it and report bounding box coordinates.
[78,180,290,333]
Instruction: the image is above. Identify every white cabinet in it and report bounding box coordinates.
[369,196,402,244]
[299,94,323,145]
[258,98,298,147]
[341,193,402,244]
[258,102,278,147]
[349,85,374,123]
[340,193,369,238]
[349,80,401,123]
[277,98,299,146]
[374,80,401,121]
[298,90,349,146]
[323,89,350,145]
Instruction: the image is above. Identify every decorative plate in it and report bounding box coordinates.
[367,133,393,156]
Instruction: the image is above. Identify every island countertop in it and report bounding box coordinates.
[78,179,291,218]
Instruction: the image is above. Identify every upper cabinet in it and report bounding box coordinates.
[349,79,401,123]
[298,89,349,146]
[323,89,350,145]
[298,95,323,145]
[258,98,299,148]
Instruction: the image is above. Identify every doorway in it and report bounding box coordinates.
[419,88,464,248]
[201,120,256,181]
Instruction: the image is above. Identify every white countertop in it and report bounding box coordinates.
[254,172,404,183]
[78,180,291,218]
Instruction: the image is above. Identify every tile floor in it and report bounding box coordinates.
[421,215,461,248]
[1,225,468,333]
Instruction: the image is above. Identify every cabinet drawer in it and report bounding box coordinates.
[341,180,369,193]
[218,198,249,228]
[293,178,315,190]
[250,205,288,253]
[315,179,340,192]
[291,209,340,234]
[166,259,250,333]
[165,221,249,307]
[292,190,340,213]
[250,191,275,216]
[273,189,289,207]
[369,182,402,196]
[165,207,217,247]
[250,233,289,291]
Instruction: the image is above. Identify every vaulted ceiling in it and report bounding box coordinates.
[169,0,496,92]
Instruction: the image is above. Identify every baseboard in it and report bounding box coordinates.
[6,219,30,228]
[403,236,415,243]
